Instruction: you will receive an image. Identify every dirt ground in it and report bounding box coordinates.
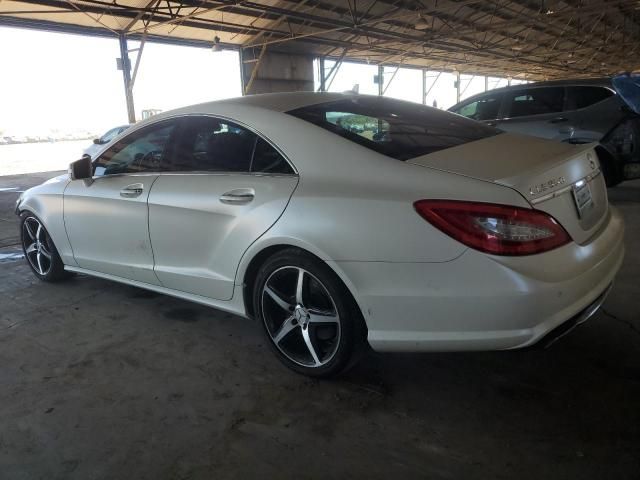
[0,172,638,479]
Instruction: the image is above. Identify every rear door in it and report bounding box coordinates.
[563,85,618,143]
[148,116,298,301]
[497,86,571,140]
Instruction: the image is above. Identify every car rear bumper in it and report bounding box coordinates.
[332,206,625,352]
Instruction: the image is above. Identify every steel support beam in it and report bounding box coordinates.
[238,47,247,95]
[118,34,136,123]
[319,57,326,92]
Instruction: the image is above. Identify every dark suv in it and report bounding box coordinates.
[449,75,640,186]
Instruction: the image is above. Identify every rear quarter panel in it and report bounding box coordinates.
[231,108,532,266]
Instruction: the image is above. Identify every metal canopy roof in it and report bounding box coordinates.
[1,0,639,79]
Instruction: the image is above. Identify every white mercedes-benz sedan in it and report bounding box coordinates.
[16,92,624,377]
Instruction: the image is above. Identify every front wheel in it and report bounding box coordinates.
[20,213,70,282]
[253,249,366,378]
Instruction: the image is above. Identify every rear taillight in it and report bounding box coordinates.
[414,200,571,256]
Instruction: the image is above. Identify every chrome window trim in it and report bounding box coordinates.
[92,112,298,179]
[158,171,298,178]
[89,172,161,181]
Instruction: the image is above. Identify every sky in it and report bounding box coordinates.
[316,59,525,109]
[0,27,241,137]
[0,26,523,138]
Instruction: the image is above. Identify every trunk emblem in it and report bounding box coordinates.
[529,176,566,195]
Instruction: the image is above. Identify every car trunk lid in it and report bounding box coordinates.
[407,132,608,244]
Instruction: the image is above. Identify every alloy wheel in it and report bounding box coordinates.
[261,266,341,368]
[22,217,53,276]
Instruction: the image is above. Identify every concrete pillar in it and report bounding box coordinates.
[241,51,314,94]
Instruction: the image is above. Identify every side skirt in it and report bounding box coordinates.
[64,265,248,318]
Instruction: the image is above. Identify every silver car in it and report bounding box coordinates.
[449,74,640,186]
[16,93,624,377]
[83,125,131,158]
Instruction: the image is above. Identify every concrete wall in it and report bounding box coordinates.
[242,50,314,94]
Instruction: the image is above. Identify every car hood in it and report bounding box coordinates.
[612,73,640,115]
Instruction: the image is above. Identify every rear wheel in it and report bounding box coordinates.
[20,213,70,282]
[253,249,366,377]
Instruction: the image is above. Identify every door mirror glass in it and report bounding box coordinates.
[69,154,93,180]
[93,138,102,145]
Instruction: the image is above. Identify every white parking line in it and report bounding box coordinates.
[0,251,24,262]
[0,187,24,192]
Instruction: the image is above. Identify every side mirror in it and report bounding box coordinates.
[69,155,93,183]
[93,138,101,145]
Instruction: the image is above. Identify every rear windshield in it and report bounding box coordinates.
[286,96,500,161]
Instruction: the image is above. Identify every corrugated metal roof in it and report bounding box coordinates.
[1,0,639,79]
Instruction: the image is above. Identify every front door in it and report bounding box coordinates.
[64,120,177,284]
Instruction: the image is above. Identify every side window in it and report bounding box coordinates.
[505,87,564,118]
[566,86,613,110]
[251,138,293,174]
[94,122,175,177]
[455,95,502,121]
[171,117,255,172]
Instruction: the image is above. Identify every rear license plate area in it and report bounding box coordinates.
[572,181,594,218]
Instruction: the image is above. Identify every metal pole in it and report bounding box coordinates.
[319,57,326,92]
[422,69,427,105]
[455,71,461,104]
[238,47,246,95]
[118,34,136,123]
[484,75,489,92]
[378,65,384,96]
[244,43,267,95]
[381,66,400,96]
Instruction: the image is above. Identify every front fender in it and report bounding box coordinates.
[17,177,76,266]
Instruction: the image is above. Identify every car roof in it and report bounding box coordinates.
[451,77,614,108]
[170,91,354,115]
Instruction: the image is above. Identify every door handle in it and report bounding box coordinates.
[120,183,144,198]
[485,121,497,127]
[220,188,255,205]
[549,117,568,124]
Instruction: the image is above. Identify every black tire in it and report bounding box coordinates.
[253,248,367,378]
[19,212,70,282]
